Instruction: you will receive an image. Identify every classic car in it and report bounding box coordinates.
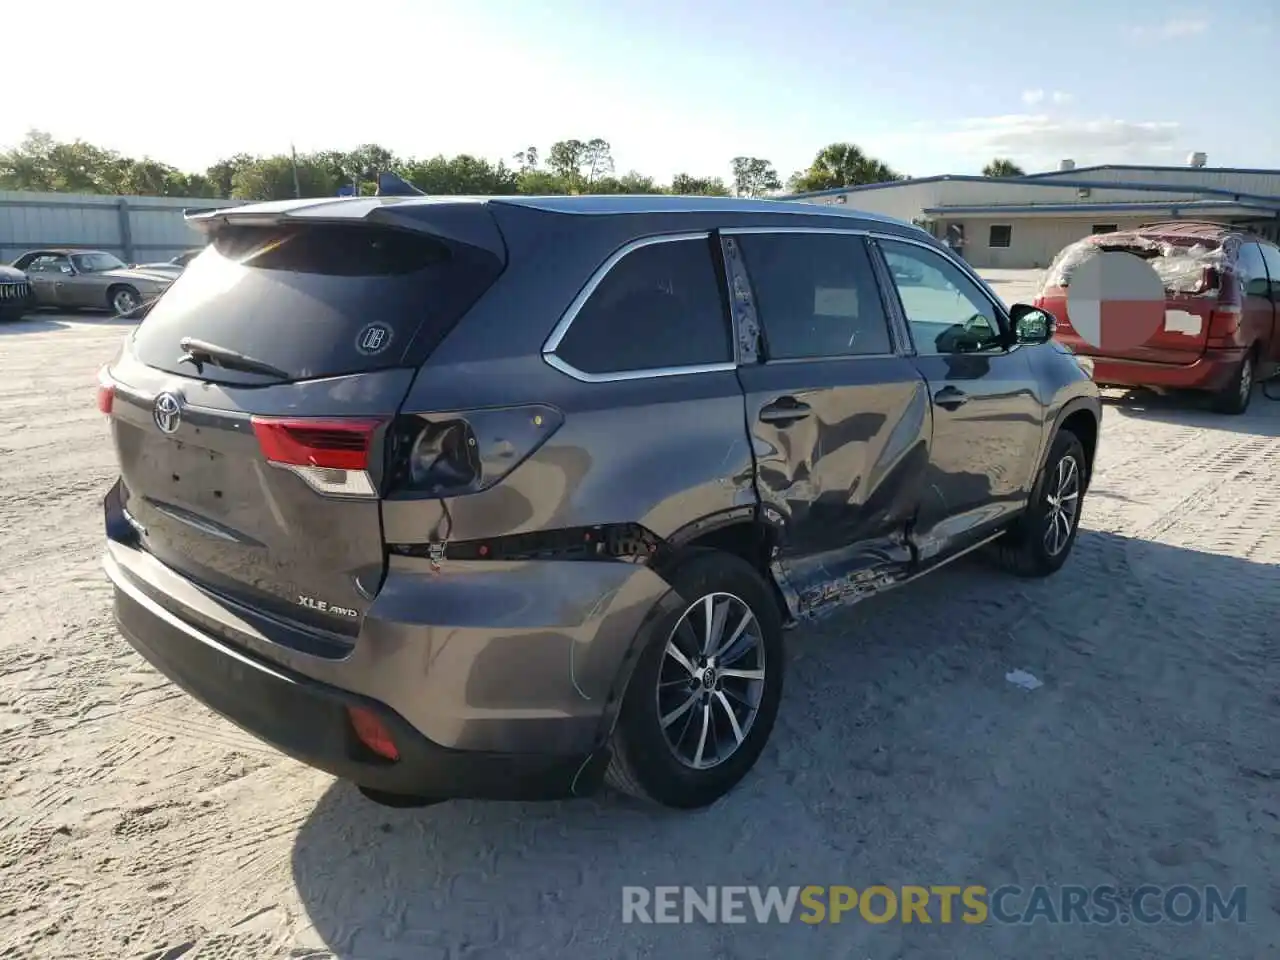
[10,249,176,317]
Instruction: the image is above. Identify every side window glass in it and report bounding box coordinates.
[880,240,1003,355]
[554,237,732,375]
[1237,242,1268,298]
[735,232,892,360]
[1259,244,1280,296]
[27,257,55,273]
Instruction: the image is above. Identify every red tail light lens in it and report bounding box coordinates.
[251,417,384,498]
[250,417,381,470]
[347,706,399,761]
[96,366,115,415]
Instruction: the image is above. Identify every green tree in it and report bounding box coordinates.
[205,154,255,198]
[516,169,574,195]
[547,139,588,181]
[582,138,614,183]
[230,154,337,201]
[669,173,731,196]
[787,142,902,193]
[401,154,519,194]
[982,157,1025,178]
[730,156,781,198]
[591,170,659,194]
[512,146,539,172]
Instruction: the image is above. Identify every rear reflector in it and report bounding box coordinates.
[96,366,115,415]
[251,417,383,498]
[347,706,399,761]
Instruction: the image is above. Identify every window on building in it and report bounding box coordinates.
[1091,224,1119,235]
[554,237,732,375]
[737,232,893,360]
[988,225,1012,248]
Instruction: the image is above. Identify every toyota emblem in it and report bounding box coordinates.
[153,392,182,434]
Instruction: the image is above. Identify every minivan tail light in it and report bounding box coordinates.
[96,366,115,415]
[251,417,384,498]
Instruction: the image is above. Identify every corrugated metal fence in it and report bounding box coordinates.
[0,191,242,264]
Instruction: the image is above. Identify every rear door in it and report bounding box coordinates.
[873,236,1044,559]
[1239,241,1278,363]
[727,229,931,614]
[1258,242,1280,364]
[105,210,506,635]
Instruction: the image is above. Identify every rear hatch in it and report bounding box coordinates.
[102,198,506,637]
[1035,231,1233,364]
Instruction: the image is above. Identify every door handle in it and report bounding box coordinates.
[759,397,812,425]
[933,386,969,410]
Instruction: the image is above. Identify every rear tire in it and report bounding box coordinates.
[605,552,784,809]
[990,430,1087,578]
[1211,349,1255,415]
[108,285,142,318]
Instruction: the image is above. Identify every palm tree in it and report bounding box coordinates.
[788,143,903,193]
[982,158,1026,178]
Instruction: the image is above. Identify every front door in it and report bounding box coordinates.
[872,236,1045,562]
[726,229,931,617]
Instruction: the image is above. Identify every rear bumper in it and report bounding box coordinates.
[107,550,612,800]
[1089,348,1245,392]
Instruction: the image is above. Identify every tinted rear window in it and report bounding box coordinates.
[130,223,503,383]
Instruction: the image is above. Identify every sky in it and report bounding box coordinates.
[5,0,1277,184]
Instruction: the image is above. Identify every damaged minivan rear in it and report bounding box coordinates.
[1035,221,1279,413]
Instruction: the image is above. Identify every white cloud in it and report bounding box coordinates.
[1021,89,1046,106]
[1131,18,1208,39]
[1051,91,1074,105]
[869,113,1184,173]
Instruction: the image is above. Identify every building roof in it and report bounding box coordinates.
[1021,163,1280,179]
[784,173,1280,207]
[922,199,1280,217]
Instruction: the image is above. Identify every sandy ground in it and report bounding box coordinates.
[1,283,1278,959]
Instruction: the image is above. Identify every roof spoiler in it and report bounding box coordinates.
[181,197,506,261]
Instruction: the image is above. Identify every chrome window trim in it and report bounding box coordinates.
[541,231,739,383]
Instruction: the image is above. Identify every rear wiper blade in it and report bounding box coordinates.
[178,337,290,380]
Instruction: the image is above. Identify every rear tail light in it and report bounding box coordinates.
[251,417,384,498]
[388,404,563,497]
[1206,269,1242,346]
[347,706,399,761]
[96,366,115,415]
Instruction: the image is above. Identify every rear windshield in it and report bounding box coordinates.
[130,223,503,383]
[1043,234,1226,295]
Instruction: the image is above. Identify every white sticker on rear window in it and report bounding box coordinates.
[1164,309,1202,335]
[355,322,394,355]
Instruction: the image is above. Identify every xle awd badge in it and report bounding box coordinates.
[153,392,182,434]
[298,595,359,618]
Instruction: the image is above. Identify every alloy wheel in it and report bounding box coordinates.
[656,592,766,770]
[113,289,139,315]
[1043,454,1081,557]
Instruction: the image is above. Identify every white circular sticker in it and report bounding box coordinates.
[355,323,394,356]
[1065,252,1166,351]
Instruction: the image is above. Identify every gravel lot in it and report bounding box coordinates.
[2,278,1278,959]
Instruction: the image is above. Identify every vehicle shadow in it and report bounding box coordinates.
[289,528,1278,960]
[1102,387,1280,437]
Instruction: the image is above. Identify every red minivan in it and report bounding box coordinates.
[1035,222,1279,413]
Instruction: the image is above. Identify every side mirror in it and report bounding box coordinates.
[1009,303,1056,345]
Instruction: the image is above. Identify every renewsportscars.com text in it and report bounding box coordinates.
[621,884,1248,925]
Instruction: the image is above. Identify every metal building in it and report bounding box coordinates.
[0,191,240,265]
[786,159,1280,269]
